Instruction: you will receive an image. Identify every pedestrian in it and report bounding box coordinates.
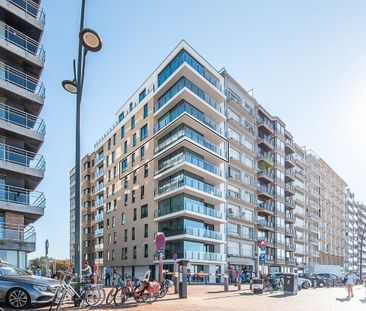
[82,261,92,279]
[236,269,241,286]
[105,266,111,287]
[345,270,357,298]
[35,266,41,276]
[187,268,191,284]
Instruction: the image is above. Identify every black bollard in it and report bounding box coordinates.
[178,259,189,299]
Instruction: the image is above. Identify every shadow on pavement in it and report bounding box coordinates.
[359,298,366,303]
[336,297,351,302]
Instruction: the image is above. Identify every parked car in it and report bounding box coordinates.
[273,273,311,289]
[298,273,326,287]
[0,261,59,309]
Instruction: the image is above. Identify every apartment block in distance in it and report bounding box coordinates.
[69,40,358,281]
[0,0,46,268]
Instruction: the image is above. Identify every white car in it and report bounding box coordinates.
[274,273,311,289]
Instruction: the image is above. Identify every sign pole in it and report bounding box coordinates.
[159,252,163,282]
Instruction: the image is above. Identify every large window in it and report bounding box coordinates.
[143,103,148,118]
[140,124,148,141]
[121,159,128,173]
[131,115,135,129]
[139,89,146,102]
[141,204,148,218]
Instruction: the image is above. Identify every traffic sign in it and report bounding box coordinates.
[155,232,166,249]
[172,252,178,261]
[260,246,266,251]
[259,240,267,247]
[259,253,266,264]
[157,248,165,254]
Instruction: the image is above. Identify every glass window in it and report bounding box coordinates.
[133,134,137,147]
[131,115,135,129]
[121,159,128,172]
[124,141,128,153]
[139,89,146,102]
[119,112,124,122]
[143,103,148,118]
[141,146,145,160]
[140,124,148,141]
[121,213,126,225]
[144,224,148,238]
[133,208,137,221]
[141,204,148,218]
[113,134,116,145]
[121,125,125,138]
[144,244,148,257]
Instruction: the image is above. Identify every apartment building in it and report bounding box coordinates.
[223,71,257,272]
[345,189,358,272]
[0,0,46,268]
[69,40,358,280]
[358,202,366,275]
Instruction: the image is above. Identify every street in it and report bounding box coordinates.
[2,285,365,311]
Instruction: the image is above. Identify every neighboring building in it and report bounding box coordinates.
[69,40,356,280]
[345,189,358,272]
[0,0,46,268]
[358,201,366,275]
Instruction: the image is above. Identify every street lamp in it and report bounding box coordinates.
[62,0,102,277]
[45,239,49,277]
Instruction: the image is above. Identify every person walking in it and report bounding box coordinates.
[35,266,41,276]
[345,270,357,298]
[105,267,111,287]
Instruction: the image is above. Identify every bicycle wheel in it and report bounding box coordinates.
[55,287,68,311]
[142,291,159,304]
[114,287,128,306]
[158,286,168,299]
[84,287,103,307]
[106,286,117,305]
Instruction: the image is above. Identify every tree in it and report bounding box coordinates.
[29,257,70,276]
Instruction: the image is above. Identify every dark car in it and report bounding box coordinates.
[0,261,59,309]
[298,273,326,287]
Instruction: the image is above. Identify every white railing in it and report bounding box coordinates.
[0,185,45,207]
[7,0,46,24]
[0,143,45,170]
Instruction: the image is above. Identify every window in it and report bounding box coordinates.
[144,224,148,238]
[124,229,128,242]
[112,151,115,163]
[129,102,133,112]
[144,244,148,258]
[122,247,127,260]
[143,103,148,118]
[140,124,148,141]
[132,152,136,165]
[121,159,128,173]
[133,171,137,184]
[132,227,135,240]
[108,170,111,181]
[119,112,124,122]
[113,134,117,145]
[112,249,115,260]
[241,244,253,257]
[112,216,115,228]
[144,164,148,177]
[141,204,148,218]
[108,139,111,150]
[131,115,135,129]
[141,146,145,160]
[133,246,137,259]
[139,89,146,102]
[132,190,136,203]
[113,166,117,178]
[133,208,137,221]
[124,194,128,207]
[124,141,128,153]
[121,212,126,224]
[133,133,137,147]
[141,185,145,199]
[124,177,128,189]
[121,125,125,138]
[112,184,115,195]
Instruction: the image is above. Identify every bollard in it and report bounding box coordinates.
[178,259,189,299]
[174,272,179,294]
[238,280,241,291]
[224,274,229,292]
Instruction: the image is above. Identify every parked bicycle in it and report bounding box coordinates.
[158,278,174,298]
[106,271,125,305]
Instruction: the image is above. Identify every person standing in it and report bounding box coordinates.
[105,267,111,287]
[345,270,357,298]
[35,266,41,276]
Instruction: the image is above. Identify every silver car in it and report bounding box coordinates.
[0,261,59,309]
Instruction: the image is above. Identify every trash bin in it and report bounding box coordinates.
[252,279,263,294]
[283,273,298,295]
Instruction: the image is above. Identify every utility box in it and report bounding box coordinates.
[252,279,263,294]
[283,273,298,295]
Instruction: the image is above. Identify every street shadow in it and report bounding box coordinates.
[207,290,238,294]
[360,298,366,303]
[268,294,294,298]
[336,297,351,302]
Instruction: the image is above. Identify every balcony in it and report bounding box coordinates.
[184,250,225,262]
[4,0,46,25]
[0,21,45,65]
[227,210,253,223]
[257,136,273,151]
[94,168,104,180]
[286,243,296,251]
[285,169,295,182]
[285,227,295,236]
[94,243,104,252]
[257,185,273,200]
[257,170,273,183]
[285,212,296,223]
[285,198,295,209]
[0,101,45,142]
[154,125,226,160]
[257,202,274,215]
[0,223,36,252]
[94,183,104,195]
[257,117,274,135]
[165,226,224,242]
[95,198,104,208]
[94,154,104,166]
[257,152,273,168]
[0,62,45,105]
[95,228,104,237]
[285,183,296,196]
[286,257,296,265]
[155,200,223,223]
[285,139,295,154]
[308,237,319,245]
[0,185,45,222]
[257,220,275,231]
[285,155,295,168]
[155,175,223,203]
[94,213,104,223]
[227,231,254,241]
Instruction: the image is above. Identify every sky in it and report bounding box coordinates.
[32,0,366,259]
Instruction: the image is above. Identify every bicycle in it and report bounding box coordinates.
[49,271,105,310]
[106,272,125,305]
[158,278,174,298]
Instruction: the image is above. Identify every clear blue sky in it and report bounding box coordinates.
[32,0,366,259]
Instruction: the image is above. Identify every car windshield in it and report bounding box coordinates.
[0,264,28,276]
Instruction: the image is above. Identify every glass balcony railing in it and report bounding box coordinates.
[94,154,104,165]
[95,228,104,237]
[155,175,222,198]
[95,198,104,208]
[0,185,45,208]
[94,213,104,222]
[0,143,45,171]
[0,223,35,243]
[94,183,104,194]
[94,168,104,180]
[257,202,273,213]
[7,0,46,24]
[156,152,222,177]
[0,102,45,134]
[184,250,224,262]
[155,126,225,157]
[0,22,45,60]
[155,200,222,219]
[166,226,223,241]
[257,220,274,228]
[154,100,224,135]
[0,63,45,97]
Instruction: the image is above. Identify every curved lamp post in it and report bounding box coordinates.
[62,0,102,277]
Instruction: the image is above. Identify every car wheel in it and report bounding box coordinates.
[7,288,29,309]
[318,282,324,288]
[302,282,310,289]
